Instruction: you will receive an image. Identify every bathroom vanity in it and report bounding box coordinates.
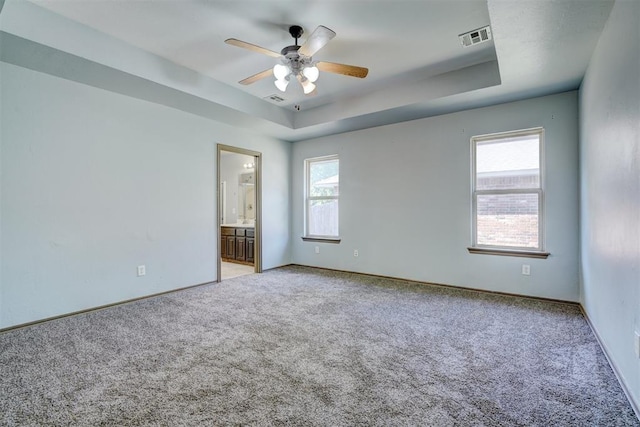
[221,225,254,264]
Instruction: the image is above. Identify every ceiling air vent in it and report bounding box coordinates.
[264,94,286,103]
[459,26,492,48]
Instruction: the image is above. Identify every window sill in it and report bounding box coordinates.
[467,247,550,259]
[302,237,341,244]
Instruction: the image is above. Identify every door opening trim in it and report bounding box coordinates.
[216,144,262,282]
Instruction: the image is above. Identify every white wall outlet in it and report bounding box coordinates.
[521,264,530,275]
[635,331,640,358]
[314,246,320,254]
[137,265,146,277]
[354,249,359,257]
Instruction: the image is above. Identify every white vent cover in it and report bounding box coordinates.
[264,94,286,103]
[459,26,492,47]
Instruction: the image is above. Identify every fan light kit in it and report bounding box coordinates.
[225,25,368,96]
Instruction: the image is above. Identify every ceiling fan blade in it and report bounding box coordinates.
[298,25,336,57]
[225,38,281,58]
[239,68,273,85]
[317,61,369,78]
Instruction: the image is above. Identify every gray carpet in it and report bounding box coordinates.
[0,265,637,426]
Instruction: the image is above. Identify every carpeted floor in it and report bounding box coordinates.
[1,265,637,426]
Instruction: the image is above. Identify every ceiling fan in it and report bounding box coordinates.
[225,25,368,96]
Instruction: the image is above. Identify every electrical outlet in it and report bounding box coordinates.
[635,331,640,358]
[314,246,320,254]
[137,265,146,277]
[354,249,359,257]
[521,264,530,275]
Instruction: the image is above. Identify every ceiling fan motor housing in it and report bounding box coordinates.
[280,45,313,74]
[280,45,300,56]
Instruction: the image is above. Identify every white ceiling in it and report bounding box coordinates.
[2,0,615,142]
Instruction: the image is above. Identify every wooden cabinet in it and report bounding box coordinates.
[234,228,246,261]
[221,227,235,260]
[226,236,236,259]
[221,226,254,265]
[246,228,255,263]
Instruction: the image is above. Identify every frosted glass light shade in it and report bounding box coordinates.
[275,78,289,92]
[302,66,319,83]
[273,63,290,80]
[300,78,316,94]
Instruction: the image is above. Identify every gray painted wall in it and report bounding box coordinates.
[291,92,579,302]
[579,0,640,410]
[0,62,291,328]
[0,35,3,317]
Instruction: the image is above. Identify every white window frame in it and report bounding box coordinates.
[303,154,340,242]
[469,127,549,258]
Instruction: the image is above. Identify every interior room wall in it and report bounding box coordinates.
[579,0,640,411]
[0,62,291,329]
[0,53,3,316]
[291,91,579,302]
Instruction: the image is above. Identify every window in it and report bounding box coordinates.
[470,128,548,257]
[304,155,339,241]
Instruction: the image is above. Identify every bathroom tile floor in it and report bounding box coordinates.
[221,261,254,280]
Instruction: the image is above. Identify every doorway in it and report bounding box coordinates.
[217,144,262,282]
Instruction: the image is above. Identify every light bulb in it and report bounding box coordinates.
[273,63,290,80]
[302,66,319,83]
[301,78,316,95]
[275,78,289,92]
